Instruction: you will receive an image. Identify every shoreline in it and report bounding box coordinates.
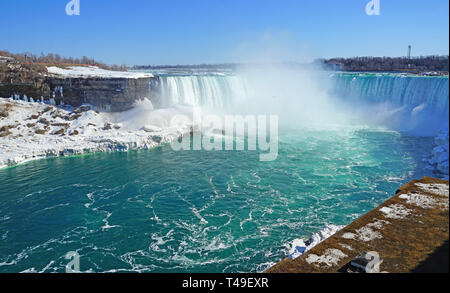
[0,99,192,170]
[0,144,169,171]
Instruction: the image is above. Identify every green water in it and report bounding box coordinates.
[0,127,434,273]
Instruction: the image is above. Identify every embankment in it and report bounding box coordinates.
[265,177,449,273]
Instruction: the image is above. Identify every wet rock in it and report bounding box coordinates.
[38,118,50,126]
[52,128,65,136]
[35,129,47,135]
[79,105,91,112]
[0,103,12,118]
[151,135,163,143]
[68,113,82,121]
[51,122,70,128]
[0,130,11,137]
[69,130,79,136]
[103,123,113,130]
[28,114,40,120]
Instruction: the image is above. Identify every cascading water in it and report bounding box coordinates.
[330,73,449,135]
[331,73,449,115]
[150,71,449,135]
[152,75,248,108]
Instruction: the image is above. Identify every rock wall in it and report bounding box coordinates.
[0,63,51,99]
[1,63,156,112]
[47,77,153,112]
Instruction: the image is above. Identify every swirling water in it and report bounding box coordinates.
[0,71,446,272]
[0,127,435,273]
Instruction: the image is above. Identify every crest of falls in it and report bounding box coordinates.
[152,75,248,108]
[330,74,449,135]
[149,72,449,135]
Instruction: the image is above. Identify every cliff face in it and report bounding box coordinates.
[0,63,51,99]
[1,63,155,112]
[48,77,152,112]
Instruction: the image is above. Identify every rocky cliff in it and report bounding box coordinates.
[1,64,155,112]
[0,62,50,99]
[47,77,152,112]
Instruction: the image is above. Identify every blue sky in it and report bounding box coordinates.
[1,0,448,65]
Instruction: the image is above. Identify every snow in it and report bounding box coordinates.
[399,192,445,209]
[286,224,343,259]
[415,183,449,198]
[0,99,193,169]
[342,232,356,240]
[340,220,388,242]
[143,125,163,133]
[46,66,153,79]
[339,244,354,251]
[354,226,383,242]
[379,204,411,220]
[305,248,347,267]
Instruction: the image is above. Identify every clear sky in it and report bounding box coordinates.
[1,0,448,65]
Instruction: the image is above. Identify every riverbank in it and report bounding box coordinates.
[265,177,449,273]
[0,99,192,169]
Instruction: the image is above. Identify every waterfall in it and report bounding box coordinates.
[148,71,449,134]
[331,73,449,117]
[152,73,448,113]
[151,75,248,108]
[330,73,449,134]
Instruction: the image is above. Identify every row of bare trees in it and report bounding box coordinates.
[0,50,128,71]
[323,56,449,72]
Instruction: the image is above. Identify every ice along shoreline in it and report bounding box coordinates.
[0,98,193,170]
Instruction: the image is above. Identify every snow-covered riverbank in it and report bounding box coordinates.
[0,99,193,169]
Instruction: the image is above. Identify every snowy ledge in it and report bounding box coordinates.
[0,99,191,169]
[46,66,153,79]
[266,177,449,273]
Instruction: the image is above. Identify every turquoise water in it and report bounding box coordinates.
[0,127,434,273]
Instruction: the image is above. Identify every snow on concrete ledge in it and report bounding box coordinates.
[265,177,449,273]
[47,66,153,79]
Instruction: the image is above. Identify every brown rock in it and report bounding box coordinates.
[38,118,50,125]
[35,129,47,135]
[103,123,113,130]
[52,128,65,136]
[68,114,82,121]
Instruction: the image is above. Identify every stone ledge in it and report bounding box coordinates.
[265,177,449,273]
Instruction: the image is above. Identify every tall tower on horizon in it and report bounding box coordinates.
[407,45,412,59]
